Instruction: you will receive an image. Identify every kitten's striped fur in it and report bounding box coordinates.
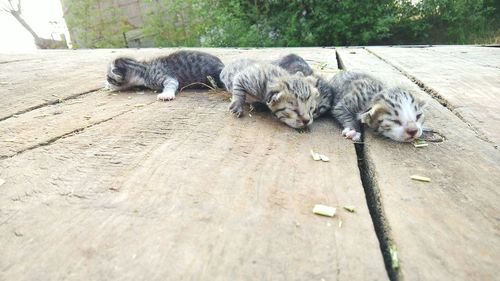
[106,50,224,101]
[221,59,319,129]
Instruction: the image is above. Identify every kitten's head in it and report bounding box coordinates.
[359,88,426,142]
[105,57,136,90]
[267,73,319,129]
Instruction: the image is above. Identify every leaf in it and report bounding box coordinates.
[389,243,400,269]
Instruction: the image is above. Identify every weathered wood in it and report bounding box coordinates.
[337,47,500,281]
[0,49,386,280]
[366,46,500,146]
[0,48,338,158]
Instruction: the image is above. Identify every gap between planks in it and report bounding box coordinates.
[335,49,400,281]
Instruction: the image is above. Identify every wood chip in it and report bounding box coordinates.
[343,206,355,213]
[133,103,146,108]
[413,139,428,148]
[310,149,330,162]
[313,204,336,217]
[413,143,429,148]
[411,175,431,182]
[310,149,321,161]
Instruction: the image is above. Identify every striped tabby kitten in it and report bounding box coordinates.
[106,50,224,101]
[273,54,335,119]
[221,59,319,129]
[329,71,426,142]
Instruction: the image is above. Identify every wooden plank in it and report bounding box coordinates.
[366,46,500,146]
[337,47,500,281]
[0,48,338,158]
[0,49,386,280]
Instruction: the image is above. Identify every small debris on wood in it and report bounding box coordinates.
[14,230,23,237]
[319,62,328,70]
[4,139,16,142]
[313,204,336,217]
[109,186,120,191]
[0,82,9,85]
[413,139,428,148]
[343,206,356,213]
[133,103,146,108]
[411,175,431,182]
[310,149,330,162]
[51,94,64,103]
[0,178,5,186]
[310,149,321,161]
[389,243,400,269]
[338,220,343,228]
[83,116,91,120]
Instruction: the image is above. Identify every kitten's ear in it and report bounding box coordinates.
[417,98,427,109]
[305,75,318,87]
[295,71,305,77]
[111,67,124,78]
[266,90,283,106]
[360,104,387,126]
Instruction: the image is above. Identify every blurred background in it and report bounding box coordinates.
[1,0,499,52]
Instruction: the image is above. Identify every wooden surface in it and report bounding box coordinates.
[337,47,500,281]
[0,48,387,281]
[367,46,500,146]
[0,46,499,281]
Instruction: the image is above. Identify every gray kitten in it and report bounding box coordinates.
[329,71,426,142]
[106,50,224,101]
[221,59,319,129]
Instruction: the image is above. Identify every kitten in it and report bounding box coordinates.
[272,53,313,76]
[329,71,426,142]
[221,59,319,129]
[106,50,224,101]
[273,54,335,119]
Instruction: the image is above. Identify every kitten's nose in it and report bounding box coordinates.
[301,118,310,125]
[406,128,418,136]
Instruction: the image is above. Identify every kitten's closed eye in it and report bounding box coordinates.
[416,113,422,120]
[391,119,402,125]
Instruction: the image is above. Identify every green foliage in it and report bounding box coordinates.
[141,0,205,47]
[62,0,130,48]
[63,0,499,48]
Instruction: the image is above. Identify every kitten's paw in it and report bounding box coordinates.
[342,128,352,136]
[229,101,244,117]
[157,92,176,101]
[342,128,362,141]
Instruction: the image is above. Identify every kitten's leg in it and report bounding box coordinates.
[228,84,247,117]
[157,76,179,101]
[332,104,362,141]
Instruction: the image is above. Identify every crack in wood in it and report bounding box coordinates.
[336,49,400,281]
[0,109,134,160]
[0,88,101,122]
